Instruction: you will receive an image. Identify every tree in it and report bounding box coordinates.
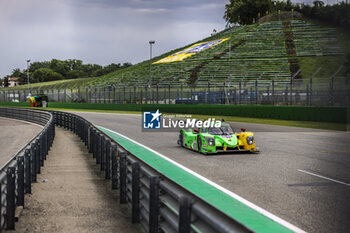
[224,0,273,25]
[29,61,50,72]
[122,62,132,68]
[67,59,83,71]
[4,58,133,84]
[10,68,27,85]
[313,1,324,8]
[3,77,9,87]
[11,68,22,77]
[104,63,121,73]
[32,68,64,82]
[49,59,70,77]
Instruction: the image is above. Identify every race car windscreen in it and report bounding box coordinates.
[208,126,234,135]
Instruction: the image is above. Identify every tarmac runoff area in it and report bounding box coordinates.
[0,117,42,166]
[71,111,350,233]
[9,127,142,233]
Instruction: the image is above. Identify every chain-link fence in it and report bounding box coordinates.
[1,73,349,107]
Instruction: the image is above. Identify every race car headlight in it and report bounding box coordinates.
[205,137,215,146]
[246,136,254,145]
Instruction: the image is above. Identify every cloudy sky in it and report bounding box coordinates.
[0,0,342,78]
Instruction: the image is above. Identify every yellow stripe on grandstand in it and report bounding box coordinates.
[153,38,229,64]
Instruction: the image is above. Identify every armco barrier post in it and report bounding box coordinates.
[35,140,40,174]
[101,136,106,171]
[105,139,111,179]
[46,129,49,155]
[31,144,37,182]
[17,156,25,206]
[25,149,31,194]
[93,131,97,159]
[69,114,75,133]
[149,176,160,233]
[78,118,81,138]
[89,128,93,153]
[132,162,140,223]
[74,116,82,135]
[77,118,80,136]
[75,116,78,133]
[57,112,61,126]
[81,121,84,143]
[76,117,79,137]
[43,131,47,160]
[6,166,16,230]
[66,113,70,129]
[63,113,66,128]
[111,144,118,189]
[52,121,55,144]
[83,122,86,144]
[70,115,73,131]
[86,123,89,146]
[84,123,88,146]
[39,136,43,167]
[119,150,127,204]
[96,134,101,164]
[69,114,72,130]
[179,196,192,233]
[91,129,95,157]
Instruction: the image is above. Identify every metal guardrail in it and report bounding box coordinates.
[53,111,254,233]
[0,107,55,231]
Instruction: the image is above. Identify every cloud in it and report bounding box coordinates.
[0,0,226,77]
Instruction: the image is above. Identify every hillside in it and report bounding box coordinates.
[5,19,348,91]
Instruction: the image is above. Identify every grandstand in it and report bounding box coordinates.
[81,19,342,89]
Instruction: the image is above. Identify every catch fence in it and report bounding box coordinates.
[0,69,349,107]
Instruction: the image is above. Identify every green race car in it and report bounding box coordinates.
[177,122,258,154]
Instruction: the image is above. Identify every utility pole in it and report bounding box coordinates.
[26,59,30,95]
[149,40,155,104]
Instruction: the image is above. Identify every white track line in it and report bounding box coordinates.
[99,126,306,233]
[298,169,350,186]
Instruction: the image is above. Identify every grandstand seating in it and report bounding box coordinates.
[291,20,342,57]
[80,20,343,89]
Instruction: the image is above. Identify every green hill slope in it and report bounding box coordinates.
[6,19,348,91]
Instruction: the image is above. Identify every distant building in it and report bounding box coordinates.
[8,77,20,87]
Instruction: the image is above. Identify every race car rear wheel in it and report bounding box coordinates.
[197,136,202,153]
[179,131,184,147]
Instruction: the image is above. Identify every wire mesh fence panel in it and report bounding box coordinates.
[1,72,349,107]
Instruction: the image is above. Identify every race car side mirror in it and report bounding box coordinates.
[194,129,200,133]
[241,128,246,132]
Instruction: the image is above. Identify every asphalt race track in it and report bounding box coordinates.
[72,111,350,233]
[0,117,42,166]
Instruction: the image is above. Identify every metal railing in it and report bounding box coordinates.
[1,66,348,107]
[1,76,349,107]
[0,107,55,231]
[54,111,254,233]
